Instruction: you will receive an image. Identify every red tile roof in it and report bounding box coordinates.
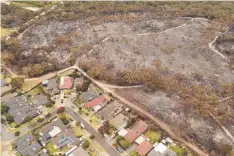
[124,120,148,143]
[84,96,105,108]
[60,76,74,89]
[136,141,153,156]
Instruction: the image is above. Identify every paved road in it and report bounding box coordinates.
[64,106,120,156]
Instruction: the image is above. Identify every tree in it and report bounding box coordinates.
[1,104,9,114]
[82,140,90,149]
[15,131,20,136]
[6,114,14,123]
[45,113,51,118]
[37,118,44,122]
[90,135,95,139]
[76,121,81,126]
[10,77,24,89]
[1,118,5,124]
[57,107,65,114]
[23,116,32,123]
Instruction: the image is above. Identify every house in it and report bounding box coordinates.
[60,76,74,89]
[15,133,42,156]
[73,77,84,90]
[46,78,59,95]
[148,143,176,156]
[79,89,99,103]
[96,101,123,120]
[84,95,105,108]
[136,141,153,156]
[51,129,80,149]
[66,146,89,156]
[109,113,129,130]
[124,120,148,143]
[41,118,66,142]
[5,96,39,124]
[31,94,49,107]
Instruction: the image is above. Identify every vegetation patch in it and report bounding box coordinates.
[145,130,162,143]
[116,136,130,150]
[1,27,14,37]
[46,141,69,154]
[169,144,186,156]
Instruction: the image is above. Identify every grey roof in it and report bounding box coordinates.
[47,78,59,94]
[97,101,123,120]
[15,133,42,156]
[42,118,66,134]
[51,129,80,148]
[80,89,99,103]
[5,96,39,124]
[32,94,49,106]
[147,148,177,156]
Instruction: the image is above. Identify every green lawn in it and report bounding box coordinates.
[72,125,89,138]
[26,86,42,96]
[89,115,102,128]
[46,141,69,154]
[21,79,42,92]
[145,130,162,143]
[1,27,14,37]
[169,145,186,156]
[12,2,37,7]
[129,151,139,156]
[59,69,76,77]
[86,140,105,156]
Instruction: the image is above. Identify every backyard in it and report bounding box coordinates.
[169,144,186,156]
[145,130,162,143]
[46,141,69,154]
[21,79,42,92]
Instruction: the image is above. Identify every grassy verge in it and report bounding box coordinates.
[59,69,76,77]
[86,140,105,156]
[145,130,162,143]
[26,86,42,96]
[21,79,42,92]
[72,125,90,138]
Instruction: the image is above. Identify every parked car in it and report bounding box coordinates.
[81,123,85,129]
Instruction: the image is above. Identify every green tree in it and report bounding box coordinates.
[6,114,14,123]
[15,131,20,136]
[82,140,90,149]
[1,104,9,114]
[10,77,24,89]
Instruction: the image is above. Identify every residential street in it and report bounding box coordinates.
[64,106,120,156]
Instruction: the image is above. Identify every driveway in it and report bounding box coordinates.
[64,106,120,156]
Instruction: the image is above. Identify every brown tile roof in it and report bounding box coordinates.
[84,95,105,108]
[136,141,153,156]
[124,120,148,143]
